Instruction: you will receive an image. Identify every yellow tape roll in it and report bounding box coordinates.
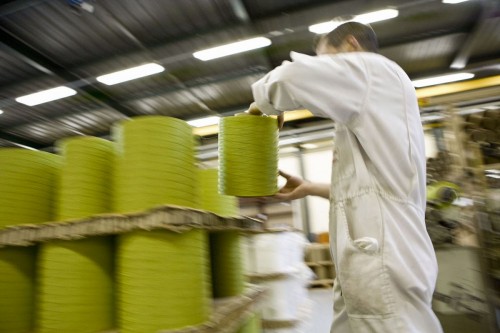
[0,148,60,228]
[118,229,211,332]
[199,168,238,217]
[37,237,114,333]
[210,231,245,298]
[56,136,115,220]
[219,115,278,197]
[112,116,199,213]
[0,247,36,333]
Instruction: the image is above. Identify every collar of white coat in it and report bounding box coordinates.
[290,51,314,61]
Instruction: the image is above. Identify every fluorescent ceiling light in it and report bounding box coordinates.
[187,116,220,127]
[442,0,470,4]
[308,9,398,34]
[193,37,271,61]
[412,73,474,88]
[309,21,342,34]
[353,9,399,24]
[16,86,77,106]
[96,63,164,85]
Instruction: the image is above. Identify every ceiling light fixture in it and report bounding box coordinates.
[412,73,475,88]
[442,0,470,4]
[16,86,77,106]
[308,9,399,34]
[187,116,220,127]
[193,37,271,61]
[0,110,3,115]
[96,63,165,85]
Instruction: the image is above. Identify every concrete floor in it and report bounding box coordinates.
[308,289,493,333]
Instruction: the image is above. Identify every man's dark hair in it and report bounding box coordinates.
[315,21,379,53]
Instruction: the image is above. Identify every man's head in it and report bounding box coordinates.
[315,22,379,55]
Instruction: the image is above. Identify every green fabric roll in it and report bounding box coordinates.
[0,246,36,333]
[0,149,60,228]
[56,136,115,220]
[210,231,244,298]
[218,115,278,197]
[118,229,211,333]
[199,168,238,217]
[237,313,261,333]
[112,116,199,213]
[37,237,114,333]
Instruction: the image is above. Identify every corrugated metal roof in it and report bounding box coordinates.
[0,0,498,148]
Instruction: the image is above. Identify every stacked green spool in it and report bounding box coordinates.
[38,136,115,333]
[210,231,244,298]
[56,136,115,220]
[0,247,36,333]
[118,229,211,333]
[37,237,114,333]
[218,115,279,196]
[113,116,199,213]
[0,148,60,228]
[199,168,238,217]
[237,313,261,333]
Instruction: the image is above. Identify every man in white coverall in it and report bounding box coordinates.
[251,22,443,333]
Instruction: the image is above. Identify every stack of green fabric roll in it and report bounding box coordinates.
[39,136,115,333]
[113,116,199,213]
[199,168,238,217]
[118,229,211,333]
[37,237,114,333]
[56,136,115,220]
[0,247,36,333]
[218,115,278,197]
[0,149,59,333]
[210,231,245,298]
[0,148,60,228]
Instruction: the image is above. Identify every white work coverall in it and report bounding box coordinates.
[252,52,443,333]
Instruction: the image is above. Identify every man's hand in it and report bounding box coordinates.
[247,102,263,115]
[273,170,311,200]
[248,102,284,129]
[274,170,331,200]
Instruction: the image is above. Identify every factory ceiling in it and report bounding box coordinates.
[0,0,499,149]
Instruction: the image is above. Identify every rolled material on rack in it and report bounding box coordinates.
[0,148,60,228]
[0,246,36,333]
[210,231,244,298]
[56,136,115,220]
[37,237,114,333]
[237,313,261,333]
[199,168,238,217]
[218,115,278,197]
[118,229,211,333]
[112,116,199,213]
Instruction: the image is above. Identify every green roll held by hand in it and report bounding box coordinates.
[218,115,279,197]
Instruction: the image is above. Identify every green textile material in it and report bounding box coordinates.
[112,116,199,213]
[210,231,244,298]
[56,136,115,220]
[218,115,278,197]
[199,168,238,217]
[37,237,114,333]
[0,246,36,333]
[0,148,60,228]
[237,313,262,333]
[118,229,211,333]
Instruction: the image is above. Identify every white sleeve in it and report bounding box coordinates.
[251,54,370,124]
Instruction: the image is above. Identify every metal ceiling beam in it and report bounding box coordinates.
[0,25,137,118]
[0,0,48,16]
[450,0,500,69]
[229,0,251,23]
[0,131,44,149]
